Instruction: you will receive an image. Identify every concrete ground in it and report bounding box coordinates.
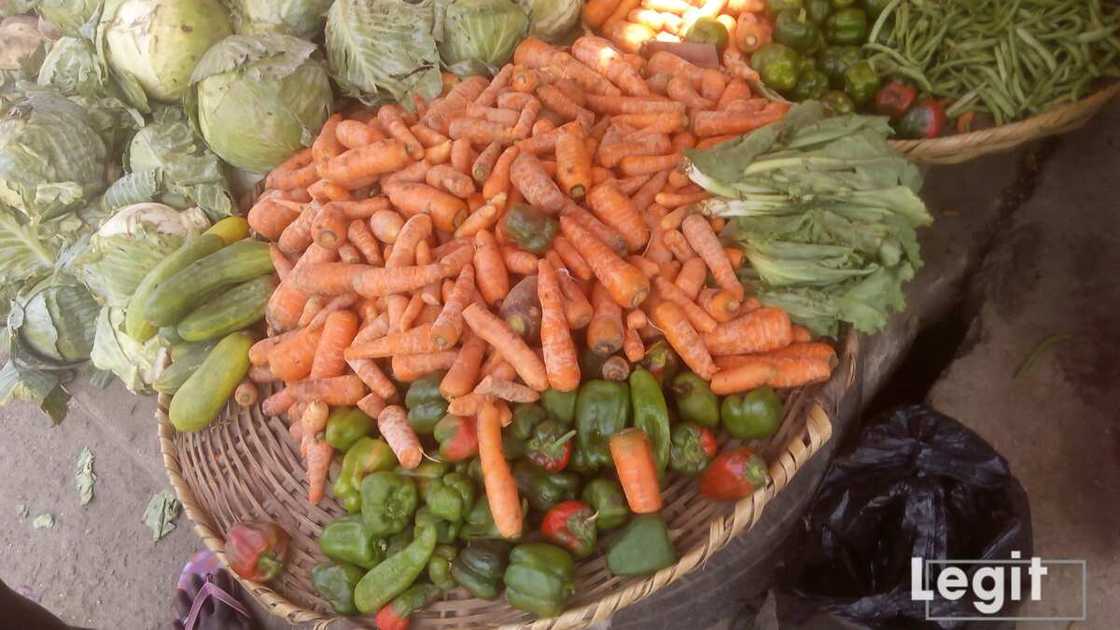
[1,103,1117,629]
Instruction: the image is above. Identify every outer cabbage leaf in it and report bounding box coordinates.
[517,0,580,43]
[325,0,443,107]
[37,37,109,98]
[90,305,161,392]
[223,0,332,38]
[37,0,103,36]
[436,0,529,76]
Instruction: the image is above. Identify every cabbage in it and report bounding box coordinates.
[37,0,102,36]
[436,0,529,76]
[189,33,333,173]
[517,0,581,43]
[0,89,109,220]
[325,0,443,107]
[37,37,109,98]
[90,305,162,393]
[77,202,208,307]
[1,16,49,101]
[98,0,233,107]
[224,0,333,39]
[0,0,38,17]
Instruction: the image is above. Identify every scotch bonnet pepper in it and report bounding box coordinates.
[504,543,575,618]
[226,521,290,583]
[334,437,396,513]
[361,471,419,537]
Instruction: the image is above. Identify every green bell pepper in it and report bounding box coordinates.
[575,379,630,472]
[354,524,437,614]
[504,403,547,460]
[526,419,577,472]
[628,369,670,476]
[361,471,419,537]
[405,372,448,434]
[375,583,441,630]
[821,89,856,113]
[766,0,803,12]
[792,68,830,100]
[751,43,802,93]
[806,0,831,23]
[408,460,449,491]
[606,515,678,577]
[670,372,719,428]
[311,562,364,615]
[424,472,475,523]
[541,389,577,426]
[503,203,558,255]
[333,437,396,513]
[774,9,821,52]
[817,45,861,86]
[580,478,629,530]
[452,540,510,599]
[504,543,575,618]
[684,16,730,53]
[428,544,458,591]
[513,461,580,512]
[843,60,880,105]
[320,515,385,569]
[414,505,460,544]
[721,386,784,439]
[385,530,413,557]
[324,407,374,452]
[825,7,867,44]
[669,423,718,476]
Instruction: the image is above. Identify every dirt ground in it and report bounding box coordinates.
[2,104,1117,629]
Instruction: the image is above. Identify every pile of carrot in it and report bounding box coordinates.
[583,0,775,78]
[242,35,834,517]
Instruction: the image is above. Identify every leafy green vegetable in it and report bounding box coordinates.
[0,1,39,18]
[436,0,529,76]
[224,0,333,38]
[326,0,443,107]
[37,0,103,37]
[143,489,181,541]
[36,37,110,99]
[687,101,932,336]
[189,32,333,173]
[32,513,56,529]
[517,0,581,43]
[90,306,163,392]
[76,446,95,505]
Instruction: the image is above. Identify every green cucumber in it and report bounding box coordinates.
[169,331,253,432]
[176,276,274,342]
[126,234,226,342]
[144,240,273,328]
[154,340,218,395]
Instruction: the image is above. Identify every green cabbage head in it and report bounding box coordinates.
[9,274,99,365]
[37,37,109,98]
[189,33,333,173]
[37,0,103,36]
[437,0,530,76]
[225,0,333,39]
[518,0,581,43]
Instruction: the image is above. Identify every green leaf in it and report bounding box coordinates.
[0,207,57,293]
[32,513,55,529]
[143,489,181,542]
[100,170,164,213]
[36,37,109,98]
[75,446,95,505]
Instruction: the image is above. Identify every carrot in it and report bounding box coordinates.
[667,75,714,109]
[432,264,476,349]
[440,331,486,398]
[319,140,412,188]
[571,35,650,97]
[398,292,425,331]
[584,93,685,116]
[414,241,442,307]
[337,243,362,264]
[550,235,592,281]
[498,91,534,110]
[483,146,519,203]
[699,68,727,102]
[474,375,541,403]
[411,124,450,148]
[287,262,364,296]
[656,189,710,210]
[450,137,476,175]
[587,182,649,253]
[710,217,726,233]
[268,245,337,331]
[665,169,690,191]
[661,228,696,262]
[313,114,345,170]
[600,19,656,54]
[558,215,649,309]
[467,142,501,186]
[681,214,742,300]
[346,220,382,266]
[268,326,324,382]
[547,253,595,329]
[514,37,621,96]
[511,152,567,214]
[309,310,359,380]
[426,140,453,165]
[502,246,538,276]
[350,264,449,298]
[674,257,707,300]
[703,307,792,356]
[392,351,459,382]
[475,64,514,107]
[536,85,595,131]
[265,247,293,284]
[583,0,622,28]
[288,402,308,431]
[384,159,431,186]
[357,392,387,420]
[462,303,550,391]
[612,112,689,135]
[709,360,774,395]
[277,205,317,256]
[596,131,672,168]
[619,153,681,176]
[536,258,581,392]
[633,173,670,219]
[312,203,350,250]
[646,50,705,83]
[653,276,717,333]
[248,365,278,384]
[385,294,407,331]
[692,102,787,137]
[606,0,643,25]
[299,400,331,459]
[698,288,740,323]
[585,282,625,355]
[511,96,543,141]
[335,119,383,149]
[369,209,405,244]
[446,392,487,417]
[609,428,663,513]
[651,301,717,379]
[717,78,751,110]
[423,75,490,133]
[477,398,523,539]
[474,230,509,306]
[561,202,628,255]
[623,324,645,362]
[554,125,592,199]
[266,148,314,189]
[426,164,476,198]
[791,325,813,343]
[288,375,367,406]
[449,117,511,146]
[261,387,294,416]
[383,181,467,233]
[696,134,738,149]
[378,105,425,160]
[346,322,442,359]
[249,199,301,241]
[510,66,539,93]
[305,437,333,504]
[250,330,295,366]
[762,342,837,364]
[378,406,423,469]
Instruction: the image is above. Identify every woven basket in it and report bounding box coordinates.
[157,330,858,630]
[887,83,1120,164]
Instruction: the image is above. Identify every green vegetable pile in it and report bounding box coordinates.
[686,102,932,336]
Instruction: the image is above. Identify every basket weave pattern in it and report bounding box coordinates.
[888,84,1119,164]
[157,331,858,629]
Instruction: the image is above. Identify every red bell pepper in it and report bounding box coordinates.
[698,447,770,501]
[541,500,598,558]
[526,420,577,472]
[874,81,918,119]
[434,415,478,462]
[226,521,290,582]
[896,99,948,139]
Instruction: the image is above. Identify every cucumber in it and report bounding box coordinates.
[176,276,274,342]
[144,240,273,327]
[126,234,226,341]
[169,331,253,432]
[155,340,218,395]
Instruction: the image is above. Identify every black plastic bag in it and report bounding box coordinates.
[776,405,1032,629]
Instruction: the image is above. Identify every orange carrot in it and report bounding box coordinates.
[432,264,476,349]
[349,356,397,401]
[399,292,425,331]
[450,137,476,175]
[601,19,656,54]
[261,387,294,416]
[462,303,550,391]
[709,360,775,395]
[561,202,628,255]
[305,438,334,504]
[498,91,534,110]
[661,228,696,262]
[269,326,324,382]
[378,406,423,469]
[347,220,383,265]
[536,258,581,392]
[681,214,742,299]
[411,124,450,148]
[478,398,523,539]
[483,146,519,203]
[763,342,837,363]
[481,350,518,381]
[618,152,681,176]
[369,209,405,243]
[584,94,685,115]
[336,120,384,149]
[587,282,626,355]
[558,215,649,309]
[248,365,278,384]
[572,35,650,97]
[470,142,502,185]
[651,301,717,379]
[447,392,489,417]
[319,140,412,188]
[653,276,717,333]
[313,114,345,171]
[609,428,663,513]
[249,199,301,241]
[277,205,316,256]
[515,38,621,96]
[440,331,487,398]
[612,112,689,134]
[583,0,622,28]
[310,310,359,379]
[623,324,645,362]
[474,375,541,403]
[666,169,691,190]
[426,140,453,165]
[791,325,813,343]
[667,75,713,109]
[551,235,592,281]
[596,131,672,168]
[268,247,335,331]
[702,307,793,356]
[337,243,362,264]
[546,253,595,329]
[536,85,595,131]
[513,95,544,141]
[502,246,538,276]
[357,392,387,419]
[266,148,314,189]
[699,68,727,101]
[717,78,751,110]
[555,125,592,199]
[378,105,425,160]
[511,66,540,93]
[385,294,407,330]
[475,64,514,107]
[692,102,787,137]
[450,117,511,145]
[659,205,690,230]
[288,375,367,406]
[587,182,649,252]
[474,229,509,306]
[615,173,651,196]
[656,190,710,208]
[288,262,367,296]
[414,241,442,307]
[426,164,476,198]
[299,400,331,459]
[382,181,467,233]
[312,203,349,250]
[351,264,449,298]
[674,257,706,300]
[423,75,489,133]
[346,323,441,359]
[698,288,741,323]
[511,152,567,214]
[269,244,294,281]
[632,169,670,214]
[384,159,431,185]
[392,351,459,382]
